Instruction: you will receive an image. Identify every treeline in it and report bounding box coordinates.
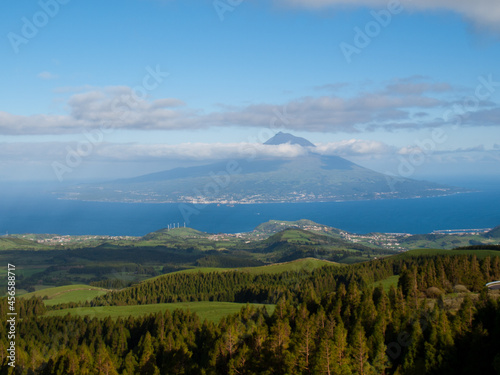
[89,259,393,306]
[0,297,46,318]
[90,254,499,308]
[455,244,500,251]
[397,254,500,294]
[91,271,306,306]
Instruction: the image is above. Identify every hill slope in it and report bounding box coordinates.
[485,225,500,239]
[20,285,108,306]
[254,219,341,236]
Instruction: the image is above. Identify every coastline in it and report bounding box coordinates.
[55,189,473,205]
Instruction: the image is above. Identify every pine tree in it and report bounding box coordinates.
[455,294,475,335]
[269,319,293,374]
[138,332,159,375]
[121,351,138,375]
[358,290,377,335]
[228,343,250,375]
[94,344,118,375]
[76,343,94,375]
[369,319,389,375]
[401,320,423,374]
[226,324,240,359]
[314,337,335,375]
[293,315,316,374]
[349,322,370,375]
[331,322,352,375]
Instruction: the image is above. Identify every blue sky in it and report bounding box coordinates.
[1,0,499,181]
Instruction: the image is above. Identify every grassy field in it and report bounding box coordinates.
[371,275,400,292]
[45,302,276,322]
[0,237,49,251]
[20,284,109,306]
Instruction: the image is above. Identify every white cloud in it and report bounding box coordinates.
[399,144,488,155]
[67,87,192,130]
[0,111,84,135]
[0,141,309,163]
[0,79,498,135]
[315,139,395,156]
[0,87,195,135]
[95,142,309,161]
[276,0,500,31]
[206,92,442,133]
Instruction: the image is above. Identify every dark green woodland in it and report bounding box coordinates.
[2,253,500,374]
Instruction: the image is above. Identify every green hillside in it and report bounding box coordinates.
[263,228,365,248]
[485,225,500,238]
[146,257,339,282]
[20,284,108,306]
[243,257,341,274]
[141,227,209,241]
[264,228,327,244]
[0,237,48,250]
[258,228,373,262]
[253,219,340,236]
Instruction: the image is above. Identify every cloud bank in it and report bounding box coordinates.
[276,0,500,31]
[1,77,497,136]
[2,139,496,163]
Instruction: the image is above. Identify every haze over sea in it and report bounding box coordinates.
[1,176,499,237]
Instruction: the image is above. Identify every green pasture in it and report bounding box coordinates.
[45,301,276,322]
[20,284,108,306]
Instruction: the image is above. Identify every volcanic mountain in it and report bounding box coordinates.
[264,132,316,147]
[60,133,466,203]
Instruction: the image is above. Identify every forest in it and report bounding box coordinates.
[1,253,500,374]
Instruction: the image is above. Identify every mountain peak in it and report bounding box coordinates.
[264,132,316,147]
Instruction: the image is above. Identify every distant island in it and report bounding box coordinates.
[57,132,469,204]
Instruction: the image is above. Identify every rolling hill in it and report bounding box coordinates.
[253,219,341,236]
[151,257,340,279]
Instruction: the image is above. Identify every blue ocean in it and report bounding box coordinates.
[0,177,499,236]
